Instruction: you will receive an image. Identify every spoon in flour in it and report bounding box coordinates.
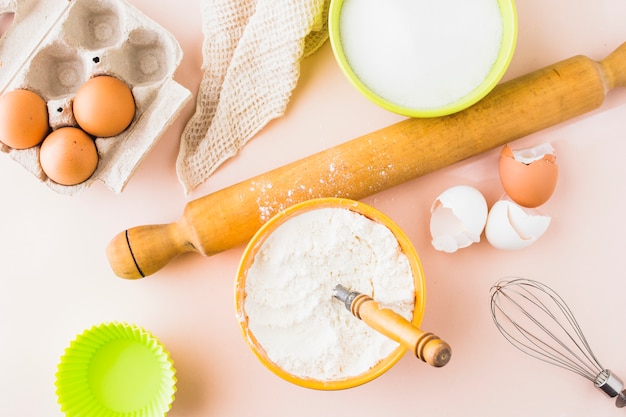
[333,284,451,367]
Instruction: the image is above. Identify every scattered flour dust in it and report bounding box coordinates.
[244,207,416,381]
[339,0,503,109]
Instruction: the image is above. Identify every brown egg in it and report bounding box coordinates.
[498,144,558,208]
[73,75,135,137]
[0,89,49,149]
[39,127,99,186]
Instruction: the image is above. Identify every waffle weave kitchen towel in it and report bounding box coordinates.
[176,0,330,192]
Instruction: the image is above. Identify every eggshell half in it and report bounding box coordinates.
[498,143,558,208]
[430,185,488,253]
[485,199,551,250]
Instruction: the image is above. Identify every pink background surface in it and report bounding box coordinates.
[2,0,626,416]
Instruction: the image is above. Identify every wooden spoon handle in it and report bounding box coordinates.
[350,293,451,367]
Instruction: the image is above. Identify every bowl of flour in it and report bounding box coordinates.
[235,198,426,390]
[329,0,518,117]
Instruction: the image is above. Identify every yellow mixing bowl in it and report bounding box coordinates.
[235,197,426,390]
[329,0,518,118]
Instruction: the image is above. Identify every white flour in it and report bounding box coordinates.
[244,207,416,380]
[339,0,504,109]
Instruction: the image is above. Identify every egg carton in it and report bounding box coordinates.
[0,0,191,195]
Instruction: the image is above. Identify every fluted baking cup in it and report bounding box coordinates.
[55,322,176,417]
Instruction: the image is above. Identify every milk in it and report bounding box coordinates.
[339,0,503,109]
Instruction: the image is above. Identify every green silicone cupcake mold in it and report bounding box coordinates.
[55,322,176,417]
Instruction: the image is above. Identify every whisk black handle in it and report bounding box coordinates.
[617,391,626,409]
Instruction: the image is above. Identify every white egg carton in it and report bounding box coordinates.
[0,0,191,195]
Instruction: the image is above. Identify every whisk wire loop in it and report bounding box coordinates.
[490,277,626,408]
[490,278,603,381]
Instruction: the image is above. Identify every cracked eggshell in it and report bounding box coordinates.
[485,198,551,250]
[498,143,558,208]
[430,185,488,253]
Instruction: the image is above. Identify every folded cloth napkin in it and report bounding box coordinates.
[176,0,330,193]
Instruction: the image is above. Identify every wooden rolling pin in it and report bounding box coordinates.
[333,284,451,367]
[107,43,626,279]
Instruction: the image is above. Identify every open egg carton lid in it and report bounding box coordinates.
[0,0,191,195]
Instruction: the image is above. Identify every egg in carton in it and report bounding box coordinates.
[0,0,191,195]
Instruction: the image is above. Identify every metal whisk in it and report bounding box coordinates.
[490,277,626,408]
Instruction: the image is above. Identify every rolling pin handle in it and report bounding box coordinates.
[106,222,196,279]
[600,42,626,90]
